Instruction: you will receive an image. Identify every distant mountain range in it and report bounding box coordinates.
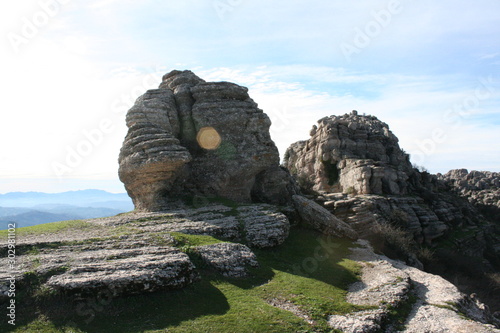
[0,189,134,229]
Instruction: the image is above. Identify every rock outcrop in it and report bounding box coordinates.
[292,195,358,239]
[0,202,289,299]
[329,240,500,333]
[195,243,259,278]
[439,169,500,219]
[284,111,412,195]
[119,70,298,211]
[284,112,500,280]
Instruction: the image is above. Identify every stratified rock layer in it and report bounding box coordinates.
[284,112,500,267]
[284,111,411,195]
[292,195,358,239]
[329,240,500,333]
[119,70,298,211]
[439,169,500,219]
[0,202,289,299]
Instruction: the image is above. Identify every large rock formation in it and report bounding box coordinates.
[284,111,412,195]
[117,70,361,242]
[284,112,500,270]
[119,70,298,211]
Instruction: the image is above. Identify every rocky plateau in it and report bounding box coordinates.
[1,71,499,332]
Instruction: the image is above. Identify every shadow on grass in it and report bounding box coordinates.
[0,278,230,333]
[2,228,360,332]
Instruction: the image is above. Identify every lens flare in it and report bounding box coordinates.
[196,127,221,150]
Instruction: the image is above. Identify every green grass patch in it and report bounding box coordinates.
[170,232,226,248]
[2,228,362,333]
[130,214,176,223]
[0,220,98,238]
[385,292,418,331]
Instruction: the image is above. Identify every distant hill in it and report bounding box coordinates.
[0,189,132,208]
[0,189,133,229]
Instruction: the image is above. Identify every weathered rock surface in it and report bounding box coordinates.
[119,70,298,211]
[284,112,500,269]
[284,111,412,195]
[0,202,290,299]
[439,169,500,218]
[328,240,500,332]
[46,246,197,296]
[118,89,192,211]
[323,193,448,244]
[195,243,258,278]
[292,195,358,239]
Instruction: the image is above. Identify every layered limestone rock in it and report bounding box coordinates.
[119,70,298,211]
[284,112,500,271]
[322,193,448,244]
[329,240,500,333]
[284,111,412,195]
[292,195,358,239]
[0,202,288,299]
[118,90,192,211]
[439,169,500,216]
[195,243,259,278]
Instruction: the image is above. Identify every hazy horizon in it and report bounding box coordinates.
[1,1,499,194]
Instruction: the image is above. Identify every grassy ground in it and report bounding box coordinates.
[2,226,364,333]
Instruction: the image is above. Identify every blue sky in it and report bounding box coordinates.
[0,0,499,193]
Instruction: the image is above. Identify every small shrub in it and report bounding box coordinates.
[417,247,435,265]
[369,223,417,262]
[389,209,409,228]
[345,186,357,195]
[322,161,339,186]
[297,173,316,194]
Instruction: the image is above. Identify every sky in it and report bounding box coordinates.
[0,0,499,194]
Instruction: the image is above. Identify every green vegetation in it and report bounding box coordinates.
[384,292,418,331]
[3,228,365,333]
[130,214,175,223]
[322,161,339,186]
[0,220,98,238]
[345,187,357,195]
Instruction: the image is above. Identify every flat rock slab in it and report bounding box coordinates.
[92,203,290,248]
[45,246,197,296]
[329,240,500,333]
[195,243,258,278]
[1,203,288,299]
[292,195,358,239]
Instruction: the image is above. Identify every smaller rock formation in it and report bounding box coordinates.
[439,169,500,218]
[195,243,258,278]
[284,112,500,273]
[284,111,411,195]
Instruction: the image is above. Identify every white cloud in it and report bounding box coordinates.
[0,1,499,193]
